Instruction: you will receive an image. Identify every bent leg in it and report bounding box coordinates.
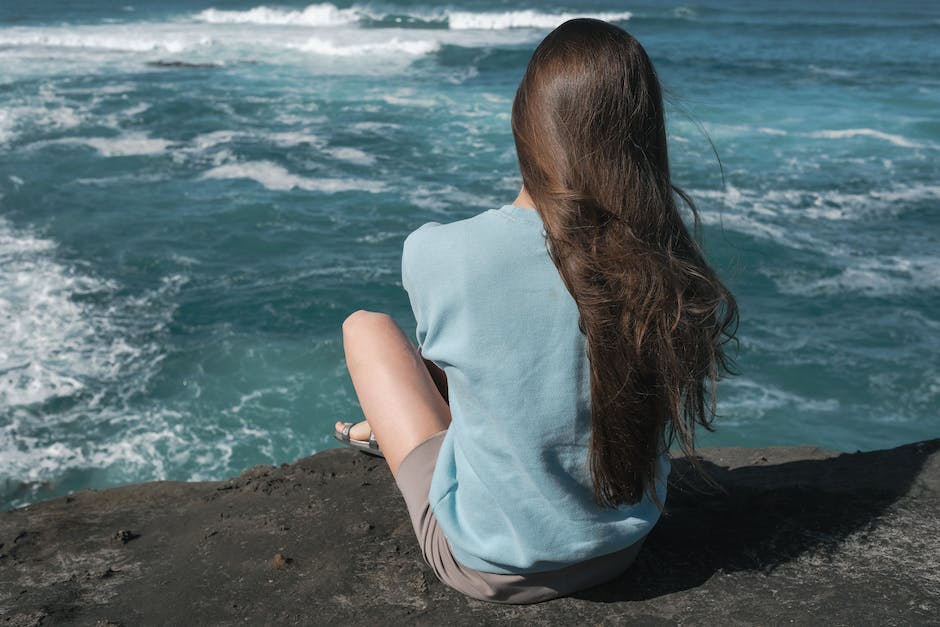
[341,310,451,476]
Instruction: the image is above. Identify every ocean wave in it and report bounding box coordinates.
[83,134,172,156]
[807,64,856,79]
[194,3,363,27]
[348,121,402,134]
[719,378,840,422]
[190,4,631,31]
[0,110,13,145]
[0,27,207,53]
[323,147,376,166]
[189,129,324,152]
[379,91,440,108]
[28,133,173,157]
[292,36,439,57]
[181,131,376,167]
[693,185,833,252]
[406,183,500,214]
[689,181,940,264]
[0,216,186,508]
[0,87,154,148]
[0,21,450,74]
[809,128,921,149]
[0,219,180,409]
[0,406,269,509]
[694,182,940,225]
[446,10,632,30]
[0,8,572,75]
[201,160,386,193]
[0,220,114,407]
[772,255,940,297]
[0,100,85,146]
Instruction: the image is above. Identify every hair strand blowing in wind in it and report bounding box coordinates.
[512,18,738,507]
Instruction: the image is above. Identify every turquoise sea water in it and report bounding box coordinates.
[1,0,938,510]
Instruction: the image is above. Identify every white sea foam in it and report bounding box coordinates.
[0,109,13,145]
[194,3,362,27]
[406,183,499,214]
[293,36,439,57]
[0,221,109,407]
[82,134,172,156]
[694,182,940,226]
[0,405,267,508]
[121,102,151,117]
[229,387,290,414]
[189,4,631,31]
[719,378,839,422]
[264,131,324,147]
[0,219,177,409]
[0,27,207,54]
[694,181,940,302]
[447,10,632,30]
[380,89,441,108]
[201,160,385,193]
[773,255,940,297]
[191,130,240,150]
[693,185,833,252]
[183,130,330,163]
[0,100,85,145]
[807,64,855,78]
[809,128,920,148]
[30,133,173,157]
[97,83,136,95]
[323,147,376,166]
[356,231,404,244]
[0,247,187,508]
[0,12,537,78]
[349,121,402,134]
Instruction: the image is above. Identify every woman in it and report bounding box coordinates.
[334,18,737,603]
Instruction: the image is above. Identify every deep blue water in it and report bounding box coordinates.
[1,0,938,509]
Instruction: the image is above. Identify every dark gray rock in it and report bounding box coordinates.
[1,439,938,626]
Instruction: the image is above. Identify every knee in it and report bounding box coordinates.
[342,309,394,339]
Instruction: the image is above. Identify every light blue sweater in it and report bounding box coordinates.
[401,204,670,574]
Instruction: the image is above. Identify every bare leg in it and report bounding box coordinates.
[337,310,451,476]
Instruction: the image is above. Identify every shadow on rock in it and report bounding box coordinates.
[575,439,939,603]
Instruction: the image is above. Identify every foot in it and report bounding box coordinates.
[333,420,384,457]
[334,420,371,442]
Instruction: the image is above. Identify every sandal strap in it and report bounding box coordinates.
[369,432,380,450]
[339,422,352,443]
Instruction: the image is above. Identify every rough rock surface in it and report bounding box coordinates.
[1,439,938,626]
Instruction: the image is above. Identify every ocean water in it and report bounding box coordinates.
[1,0,938,510]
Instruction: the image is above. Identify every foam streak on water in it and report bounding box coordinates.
[0,0,938,508]
[0,217,185,504]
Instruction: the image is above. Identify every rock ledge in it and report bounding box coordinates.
[2,439,938,625]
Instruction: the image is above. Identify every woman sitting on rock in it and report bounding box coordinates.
[334,18,737,604]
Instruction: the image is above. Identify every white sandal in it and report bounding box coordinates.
[333,422,384,458]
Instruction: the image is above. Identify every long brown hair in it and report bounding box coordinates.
[512,19,738,507]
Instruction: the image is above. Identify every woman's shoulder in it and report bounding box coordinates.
[402,206,545,297]
[406,207,503,241]
[403,207,513,263]
[406,205,538,252]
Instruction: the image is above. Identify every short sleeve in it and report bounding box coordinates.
[401,222,456,365]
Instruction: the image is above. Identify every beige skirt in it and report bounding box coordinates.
[394,431,645,604]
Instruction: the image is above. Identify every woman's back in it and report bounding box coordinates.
[402,204,669,574]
